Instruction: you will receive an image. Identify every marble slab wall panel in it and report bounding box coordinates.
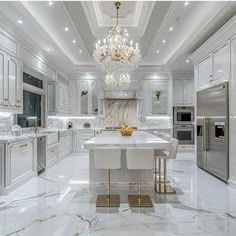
[103,99,141,127]
[0,113,14,133]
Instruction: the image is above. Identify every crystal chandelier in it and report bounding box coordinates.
[105,73,131,87]
[93,2,141,75]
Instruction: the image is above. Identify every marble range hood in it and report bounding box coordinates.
[104,91,138,100]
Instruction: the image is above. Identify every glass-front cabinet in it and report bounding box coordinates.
[151,80,168,115]
[79,80,101,115]
[142,80,169,115]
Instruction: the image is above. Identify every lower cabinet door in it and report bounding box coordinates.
[10,141,33,184]
[47,146,58,164]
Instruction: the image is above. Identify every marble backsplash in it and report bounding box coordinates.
[102,99,141,127]
[0,112,14,133]
[47,117,99,129]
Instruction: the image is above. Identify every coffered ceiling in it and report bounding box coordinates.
[0,1,236,77]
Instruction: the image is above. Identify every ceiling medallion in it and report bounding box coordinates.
[93,2,141,76]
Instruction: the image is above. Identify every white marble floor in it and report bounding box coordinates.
[1,152,236,236]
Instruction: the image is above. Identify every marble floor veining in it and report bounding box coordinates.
[1,152,236,236]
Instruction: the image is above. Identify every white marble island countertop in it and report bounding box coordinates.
[84,130,170,149]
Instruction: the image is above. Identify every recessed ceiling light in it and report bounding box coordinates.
[156,50,160,53]
[46,48,51,52]
[162,40,166,44]
[184,2,189,6]
[169,26,174,31]
[72,40,76,44]
[86,73,89,75]
[17,20,23,24]
[186,59,190,63]
[64,27,69,31]
[79,50,82,53]
[48,1,53,6]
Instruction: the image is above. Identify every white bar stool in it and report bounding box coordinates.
[126,147,154,207]
[94,147,121,207]
[154,133,171,184]
[154,138,179,194]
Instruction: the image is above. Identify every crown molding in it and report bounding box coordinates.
[190,13,236,64]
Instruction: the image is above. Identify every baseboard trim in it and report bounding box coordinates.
[228,179,236,191]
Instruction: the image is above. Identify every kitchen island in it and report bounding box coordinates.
[84,131,170,184]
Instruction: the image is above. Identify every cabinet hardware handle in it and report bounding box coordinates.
[20,144,28,148]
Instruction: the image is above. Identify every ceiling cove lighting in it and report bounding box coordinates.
[17,20,23,24]
[93,2,141,75]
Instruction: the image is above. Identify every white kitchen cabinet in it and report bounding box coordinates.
[10,141,33,185]
[59,133,66,159]
[70,80,101,116]
[173,79,193,105]
[65,130,73,156]
[198,55,212,87]
[183,79,193,105]
[46,144,59,168]
[47,81,70,115]
[142,80,151,115]
[0,138,37,194]
[0,49,23,113]
[73,130,94,152]
[173,79,183,105]
[213,42,230,80]
[0,51,4,107]
[59,130,72,158]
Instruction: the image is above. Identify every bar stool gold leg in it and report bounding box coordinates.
[128,170,153,207]
[155,159,176,194]
[96,169,120,207]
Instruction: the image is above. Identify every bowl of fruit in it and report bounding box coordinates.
[119,125,134,136]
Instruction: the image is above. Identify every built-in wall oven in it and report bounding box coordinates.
[173,125,194,145]
[174,106,194,125]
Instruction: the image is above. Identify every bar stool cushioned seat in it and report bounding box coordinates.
[126,147,154,207]
[94,147,121,207]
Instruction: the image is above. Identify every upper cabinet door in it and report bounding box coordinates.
[183,79,193,105]
[16,62,23,109]
[173,79,183,105]
[198,55,212,87]
[0,51,4,106]
[213,42,230,80]
[7,57,17,108]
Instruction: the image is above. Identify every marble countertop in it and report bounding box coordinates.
[84,130,170,149]
[0,134,36,143]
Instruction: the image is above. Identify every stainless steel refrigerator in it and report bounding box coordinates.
[197,82,229,182]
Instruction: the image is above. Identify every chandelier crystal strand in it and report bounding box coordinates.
[105,73,131,87]
[93,2,141,75]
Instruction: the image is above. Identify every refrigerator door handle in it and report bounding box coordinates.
[203,118,205,151]
[204,118,209,151]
